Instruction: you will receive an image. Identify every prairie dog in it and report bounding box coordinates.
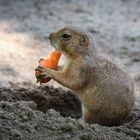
[37,27,135,126]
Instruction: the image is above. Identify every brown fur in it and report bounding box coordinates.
[38,27,135,126]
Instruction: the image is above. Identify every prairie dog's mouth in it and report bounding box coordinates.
[49,39,68,56]
[50,41,61,51]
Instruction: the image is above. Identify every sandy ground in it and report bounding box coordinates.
[0,0,140,139]
[0,86,140,140]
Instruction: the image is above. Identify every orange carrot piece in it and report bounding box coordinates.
[35,50,62,83]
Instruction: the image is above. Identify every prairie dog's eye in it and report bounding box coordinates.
[62,33,71,39]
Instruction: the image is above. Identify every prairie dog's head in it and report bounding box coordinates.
[48,27,95,57]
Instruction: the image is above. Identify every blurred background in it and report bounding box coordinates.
[0,0,139,104]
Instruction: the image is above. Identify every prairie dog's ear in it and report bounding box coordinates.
[79,35,88,46]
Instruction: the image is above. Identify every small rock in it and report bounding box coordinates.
[10,129,22,138]
[47,109,60,118]
[80,133,93,140]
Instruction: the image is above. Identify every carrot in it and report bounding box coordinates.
[35,50,62,83]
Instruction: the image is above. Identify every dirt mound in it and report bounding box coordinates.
[0,86,139,140]
[0,86,82,119]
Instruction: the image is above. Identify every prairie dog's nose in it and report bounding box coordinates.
[48,33,55,40]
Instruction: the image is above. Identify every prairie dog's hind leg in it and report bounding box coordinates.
[82,104,94,124]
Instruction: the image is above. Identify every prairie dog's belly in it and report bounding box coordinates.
[76,86,98,109]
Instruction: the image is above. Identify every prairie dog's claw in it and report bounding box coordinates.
[36,74,46,84]
[39,58,44,63]
[38,66,44,69]
[36,66,44,72]
[35,68,41,71]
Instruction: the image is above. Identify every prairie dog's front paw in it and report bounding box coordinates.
[35,66,51,81]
